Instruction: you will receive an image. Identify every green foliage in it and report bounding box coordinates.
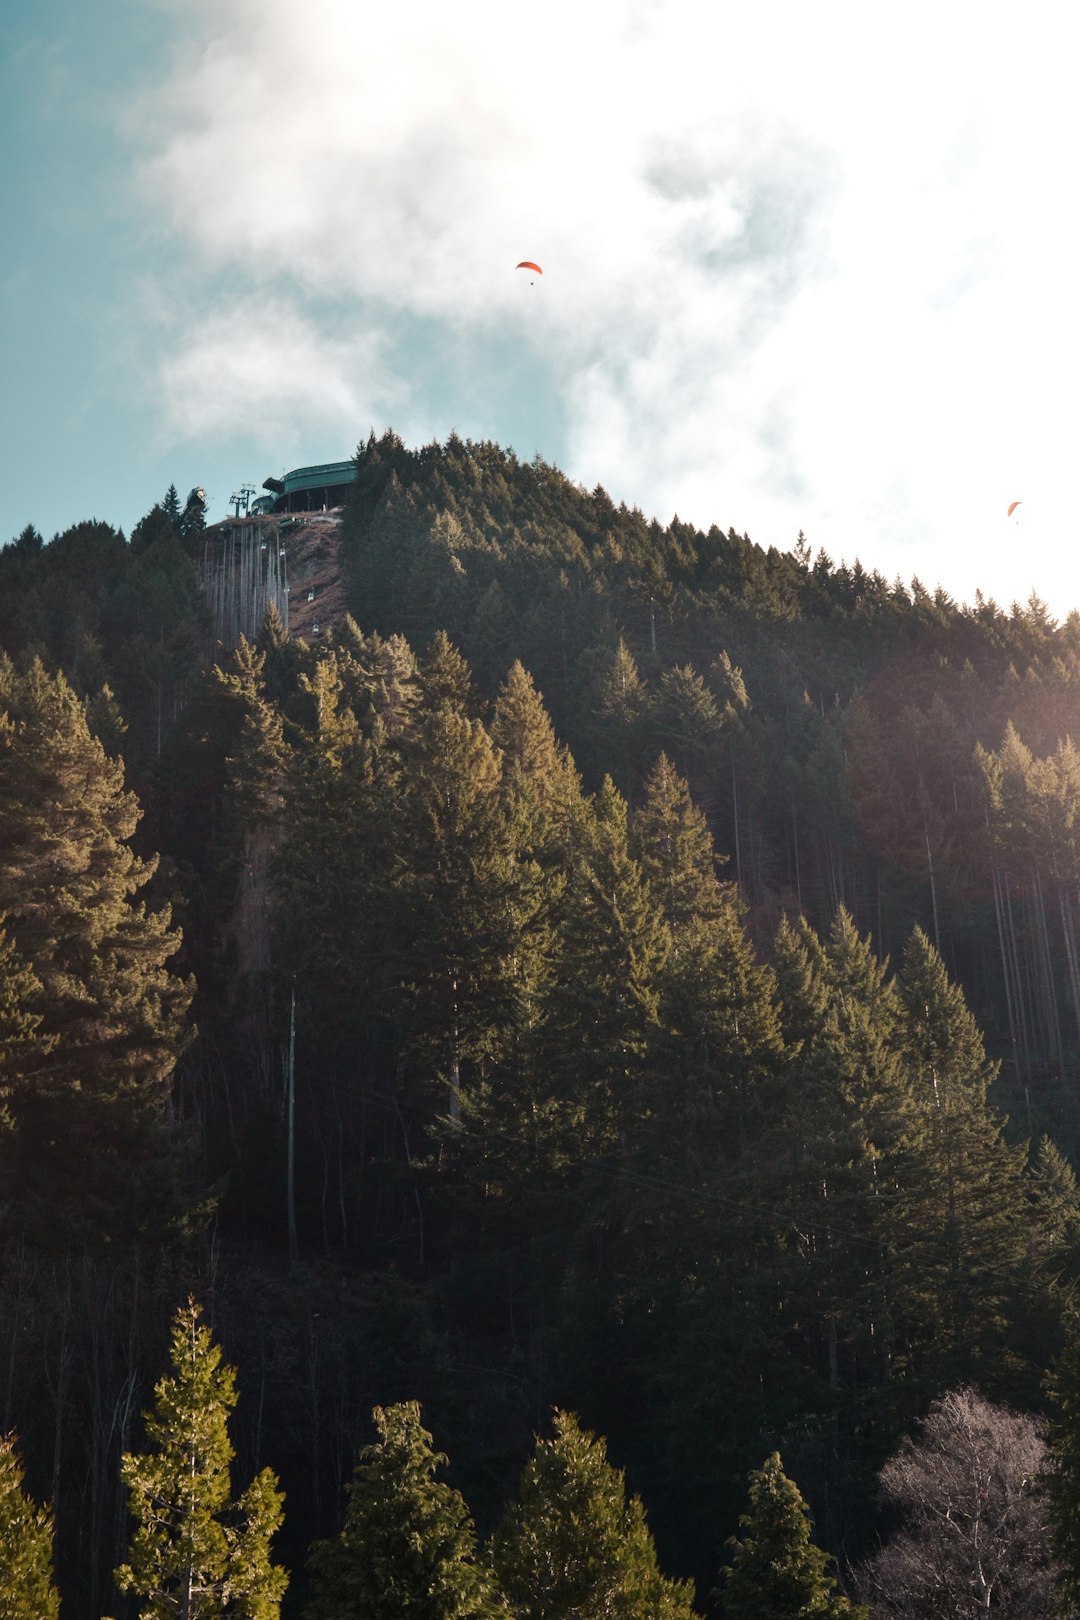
[718,1453,865,1619]
[536,777,670,1161]
[14,429,1080,1613]
[889,926,1029,1387]
[491,1410,698,1620]
[0,656,198,1247]
[0,1436,59,1620]
[116,1299,287,1620]
[307,1401,504,1620]
[631,753,727,933]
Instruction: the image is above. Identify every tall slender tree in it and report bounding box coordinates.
[537,778,670,1163]
[889,926,1028,1389]
[0,657,197,1247]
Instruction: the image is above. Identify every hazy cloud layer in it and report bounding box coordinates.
[137,0,1080,610]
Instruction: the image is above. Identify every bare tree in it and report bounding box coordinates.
[855,1387,1056,1617]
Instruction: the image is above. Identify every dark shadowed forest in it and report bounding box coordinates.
[4,433,1080,1616]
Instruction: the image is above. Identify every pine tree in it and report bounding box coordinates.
[585,639,649,803]
[1030,1136,1080,1290]
[0,1436,60,1620]
[392,694,529,1120]
[630,753,726,934]
[490,660,584,865]
[888,926,1028,1387]
[491,1411,697,1620]
[453,665,578,1194]
[717,1452,865,1619]
[770,907,914,1395]
[537,778,670,1161]
[650,666,727,805]
[420,629,477,715]
[116,1299,287,1620]
[0,656,197,1247]
[0,922,52,1128]
[306,1402,505,1620]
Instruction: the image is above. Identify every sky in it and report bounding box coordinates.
[3,0,1079,617]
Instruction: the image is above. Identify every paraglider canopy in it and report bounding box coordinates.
[516,261,543,275]
[1008,500,1022,517]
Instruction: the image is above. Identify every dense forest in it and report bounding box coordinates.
[4,433,1080,1616]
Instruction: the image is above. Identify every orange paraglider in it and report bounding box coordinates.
[1008,501,1022,518]
[516,261,542,284]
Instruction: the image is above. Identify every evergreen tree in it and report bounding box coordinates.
[0,657,197,1247]
[1030,1136,1080,1290]
[717,1452,865,1619]
[392,693,530,1120]
[537,778,670,1161]
[889,926,1029,1388]
[420,629,477,715]
[116,1299,286,1620]
[584,639,649,802]
[630,753,726,934]
[0,922,52,1130]
[0,1436,60,1620]
[490,661,584,863]
[306,1402,505,1620]
[10,526,43,560]
[491,1411,697,1620]
[650,665,727,805]
[770,907,914,1395]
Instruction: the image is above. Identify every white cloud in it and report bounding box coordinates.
[158,298,403,450]
[138,0,1080,613]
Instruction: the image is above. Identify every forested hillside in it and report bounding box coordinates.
[4,435,1080,1616]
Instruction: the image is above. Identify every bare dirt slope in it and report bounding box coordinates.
[280,511,348,641]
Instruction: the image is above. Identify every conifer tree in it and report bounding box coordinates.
[0,922,51,1131]
[718,1452,865,1619]
[491,1410,697,1620]
[116,1299,286,1620]
[454,664,579,1200]
[651,666,727,804]
[490,660,584,866]
[306,1402,505,1620]
[538,778,670,1160]
[889,925,1028,1385]
[585,639,649,802]
[0,656,196,1247]
[329,618,420,737]
[0,1435,60,1620]
[393,694,528,1119]
[770,908,914,1393]
[421,629,477,715]
[1029,1136,1080,1290]
[630,753,726,934]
